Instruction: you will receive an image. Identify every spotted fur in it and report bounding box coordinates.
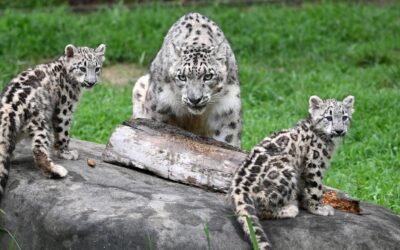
[229,96,355,249]
[0,44,106,197]
[132,12,242,147]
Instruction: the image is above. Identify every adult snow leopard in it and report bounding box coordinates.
[0,44,106,198]
[133,12,242,147]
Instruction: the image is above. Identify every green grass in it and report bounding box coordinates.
[245,216,261,250]
[0,210,21,250]
[147,235,153,250]
[203,221,211,250]
[0,3,399,213]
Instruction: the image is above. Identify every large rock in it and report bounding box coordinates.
[0,140,399,250]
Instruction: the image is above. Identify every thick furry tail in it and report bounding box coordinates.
[132,74,150,119]
[0,125,16,199]
[231,189,272,250]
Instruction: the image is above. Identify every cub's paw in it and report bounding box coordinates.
[310,204,335,216]
[277,204,299,218]
[57,149,79,160]
[48,163,68,178]
[258,210,274,219]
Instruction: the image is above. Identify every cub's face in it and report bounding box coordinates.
[170,45,227,115]
[64,44,106,89]
[309,95,355,138]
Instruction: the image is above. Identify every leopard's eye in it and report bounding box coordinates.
[325,116,333,121]
[95,67,101,73]
[80,67,87,73]
[342,115,348,121]
[178,75,187,81]
[203,73,213,81]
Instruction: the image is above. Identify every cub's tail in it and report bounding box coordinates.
[0,111,18,199]
[230,185,272,250]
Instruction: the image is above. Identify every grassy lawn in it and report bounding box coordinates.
[0,3,399,213]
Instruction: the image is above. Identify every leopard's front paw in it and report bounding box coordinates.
[309,204,335,216]
[57,149,79,160]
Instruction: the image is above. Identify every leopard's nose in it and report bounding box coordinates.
[188,96,202,105]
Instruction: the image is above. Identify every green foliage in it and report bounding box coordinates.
[0,3,398,213]
[0,0,66,9]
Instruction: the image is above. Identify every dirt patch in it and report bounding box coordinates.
[101,63,147,86]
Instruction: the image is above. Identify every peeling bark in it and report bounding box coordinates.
[102,118,247,192]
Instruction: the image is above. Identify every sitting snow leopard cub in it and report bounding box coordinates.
[230,95,355,249]
[133,12,242,147]
[0,44,106,197]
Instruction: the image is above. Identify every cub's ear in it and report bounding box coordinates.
[95,44,106,55]
[95,44,106,62]
[309,95,323,111]
[343,95,355,112]
[65,44,77,58]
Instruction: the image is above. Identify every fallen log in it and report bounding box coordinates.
[102,118,247,193]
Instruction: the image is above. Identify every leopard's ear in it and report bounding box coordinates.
[343,95,355,113]
[95,44,106,62]
[65,44,77,58]
[211,41,227,63]
[172,42,182,57]
[309,95,323,111]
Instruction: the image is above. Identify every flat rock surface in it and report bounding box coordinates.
[0,139,399,250]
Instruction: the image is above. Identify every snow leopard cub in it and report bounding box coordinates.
[230,95,355,249]
[0,44,106,198]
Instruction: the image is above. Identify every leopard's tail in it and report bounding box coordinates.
[132,74,150,119]
[0,110,18,199]
[230,189,272,250]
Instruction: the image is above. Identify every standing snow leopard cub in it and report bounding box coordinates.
[133,12,242,147]
[230,95,355,249]
[0,44,106,197]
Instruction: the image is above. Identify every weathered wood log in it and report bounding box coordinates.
[102,118,247,192]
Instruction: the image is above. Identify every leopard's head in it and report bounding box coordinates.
[169,43,227,115]
[309,95,355,138]
[64,44,106,89]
